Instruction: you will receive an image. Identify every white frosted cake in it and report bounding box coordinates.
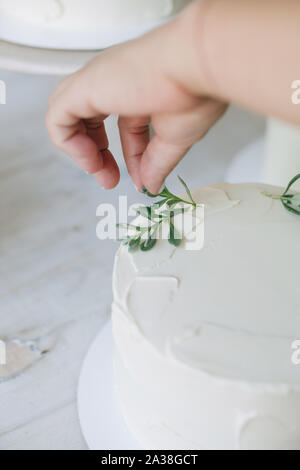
[0,0,191,50]
[112,183,300,450]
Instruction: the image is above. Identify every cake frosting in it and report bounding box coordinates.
[0,0,191,50]
[112,183,300,450]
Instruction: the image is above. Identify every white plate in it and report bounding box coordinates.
[77,320,141,450]
[0,17,169,75]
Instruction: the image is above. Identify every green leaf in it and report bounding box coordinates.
[283,174,300,195]
[166,198,179,208]
[135,206,153,221]
[140,237,157,251]
[290,194,300,206]
[168,221,182,247]
[117,176,198,252]
[117,223,138,230]
[116,237,131,244]
[151,213,165,222]
[128,237,141,252]
[282,200,300,215]
[153,198,168,208]
[149,223,160,239]
[162,207,187,217]
[178,175,196,205]
[159,186,171,197]
[262,175,300,218]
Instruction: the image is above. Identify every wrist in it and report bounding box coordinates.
[168,0,219,97]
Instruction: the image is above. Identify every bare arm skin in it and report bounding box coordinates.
[182,0,300,124]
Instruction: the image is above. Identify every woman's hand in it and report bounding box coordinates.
[46,2,226,193]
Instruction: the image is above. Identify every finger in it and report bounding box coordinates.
[46,104,108,174]
[60,125,104,174]
[84,117,109,152]
[48,73,77,106]
[140,101,227,193]
[93,149,120,189]
[46,70,118,184]
[84,117,120,188]
[118,116,150,190]
[46,77,107,163]
[140,135,190,194]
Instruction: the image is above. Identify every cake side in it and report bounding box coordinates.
[112,182,300,450]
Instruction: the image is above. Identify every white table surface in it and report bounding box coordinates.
[0,68,265,450]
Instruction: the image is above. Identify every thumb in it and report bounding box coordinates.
[140,135,190,194]
[140,100,227,193]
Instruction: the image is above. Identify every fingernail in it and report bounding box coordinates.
[141,182,165,194]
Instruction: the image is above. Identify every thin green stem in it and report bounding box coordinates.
[262,192,283,200]
[262,174,300,217]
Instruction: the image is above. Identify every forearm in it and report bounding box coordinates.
[179,0,300,124]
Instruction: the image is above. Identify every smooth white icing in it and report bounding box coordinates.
[112,183,300,450]
[125,276,179,346]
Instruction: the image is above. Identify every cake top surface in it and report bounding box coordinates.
[113,183,300,386]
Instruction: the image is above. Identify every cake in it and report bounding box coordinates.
[264,119,300,191]
[112,183,300,450]
[0,0,192,50]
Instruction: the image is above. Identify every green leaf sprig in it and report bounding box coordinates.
[117,176,197,252]
[262,174,300,215]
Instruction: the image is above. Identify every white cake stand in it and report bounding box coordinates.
[0,39,100,76]
[0,19,168,76]
[77,320,141,450]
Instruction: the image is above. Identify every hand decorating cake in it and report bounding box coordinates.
[0,0,192,50]
[112,182,300,450]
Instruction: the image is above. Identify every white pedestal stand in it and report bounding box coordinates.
[77,321,141,450]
